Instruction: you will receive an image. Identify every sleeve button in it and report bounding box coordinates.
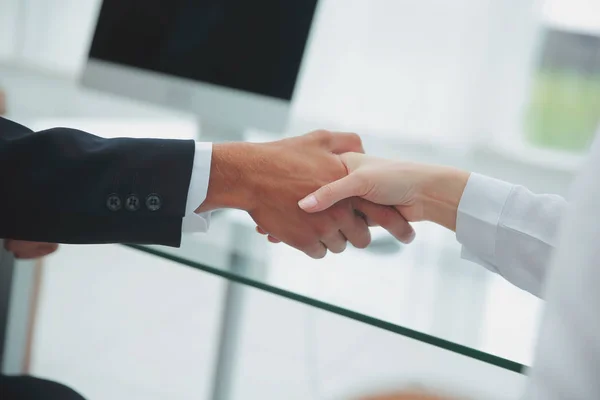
[125,194,141,211]
[106,194,122,212]
[145,194,162,212]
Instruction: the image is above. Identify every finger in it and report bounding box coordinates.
[267,235,281,243]
[354,199,415,244]
[46,243,59,255]
[45,243,59,252]
[14,251,40,259]
[354,209,376,226]
[340,212,372,249]
[35,243,58,255]
[255,226,281,243]
[299,175,367,213]
[6,241,58,258]
[4,240,14,252]
[305,242,327,259]
[320,231,347,254]
[328,132,365,154]
[14,246,53,259]
[339,151,366,171]
[6,240,53,249]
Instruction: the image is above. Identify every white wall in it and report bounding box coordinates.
[544,0,600,34]
[0,0,20,58]
[292,0,542,146]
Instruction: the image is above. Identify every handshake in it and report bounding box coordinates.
[6,129,469,260]
[196,130,417,258]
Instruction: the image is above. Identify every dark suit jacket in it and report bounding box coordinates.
[0,117,195,246]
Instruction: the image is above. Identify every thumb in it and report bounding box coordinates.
[299,175,364,212]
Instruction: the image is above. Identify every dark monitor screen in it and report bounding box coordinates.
[88,0,319,101]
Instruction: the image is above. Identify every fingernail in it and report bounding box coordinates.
[404,231,416,244]
[298,195,318,210]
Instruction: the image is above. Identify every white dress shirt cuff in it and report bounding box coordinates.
[460,247,499,274]
[182,142,213,233]
[456,173,514,260]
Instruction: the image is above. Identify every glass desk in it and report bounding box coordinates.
[127,209,542,378]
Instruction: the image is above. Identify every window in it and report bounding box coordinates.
[524,1,600,153]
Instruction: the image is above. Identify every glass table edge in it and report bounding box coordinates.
[124,244,526,374]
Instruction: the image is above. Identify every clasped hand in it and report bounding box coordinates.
[224,130,422,258]
[198,130,415,258]
[253,134,470,256]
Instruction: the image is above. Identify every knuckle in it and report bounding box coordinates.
[347,132,361,144]
[372,207,394,226]
[311,129,332,144]
[311,216,333,237]
[296,235,315,250]
[314,223,331,237]
[327,204,348,222]
[344,132,363,151]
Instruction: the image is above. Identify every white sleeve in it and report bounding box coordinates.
[456,173,568,298]
[182,142,213,232]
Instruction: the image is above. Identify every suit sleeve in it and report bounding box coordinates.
[0,116,195,246]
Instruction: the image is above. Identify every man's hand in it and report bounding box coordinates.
[197,130,414,258]
[4,240,58,259]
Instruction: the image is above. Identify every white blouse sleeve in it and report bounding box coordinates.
[456,173,568,298]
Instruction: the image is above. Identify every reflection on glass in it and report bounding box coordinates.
[525,28,600,152]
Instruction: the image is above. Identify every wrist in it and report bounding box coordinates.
[417,165,470,231]
[196,142,258,212]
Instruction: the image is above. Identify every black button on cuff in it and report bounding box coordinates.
[106,194,122,212]
[146,194,162,212]
[125,194,141,211]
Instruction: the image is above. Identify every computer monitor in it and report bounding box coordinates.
[81,0,319,140]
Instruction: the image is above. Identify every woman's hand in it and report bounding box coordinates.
[298,153,470,232]
[4,240,58,259]
[299,153,426,222]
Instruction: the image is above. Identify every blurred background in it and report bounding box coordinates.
[0,0,598,399]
